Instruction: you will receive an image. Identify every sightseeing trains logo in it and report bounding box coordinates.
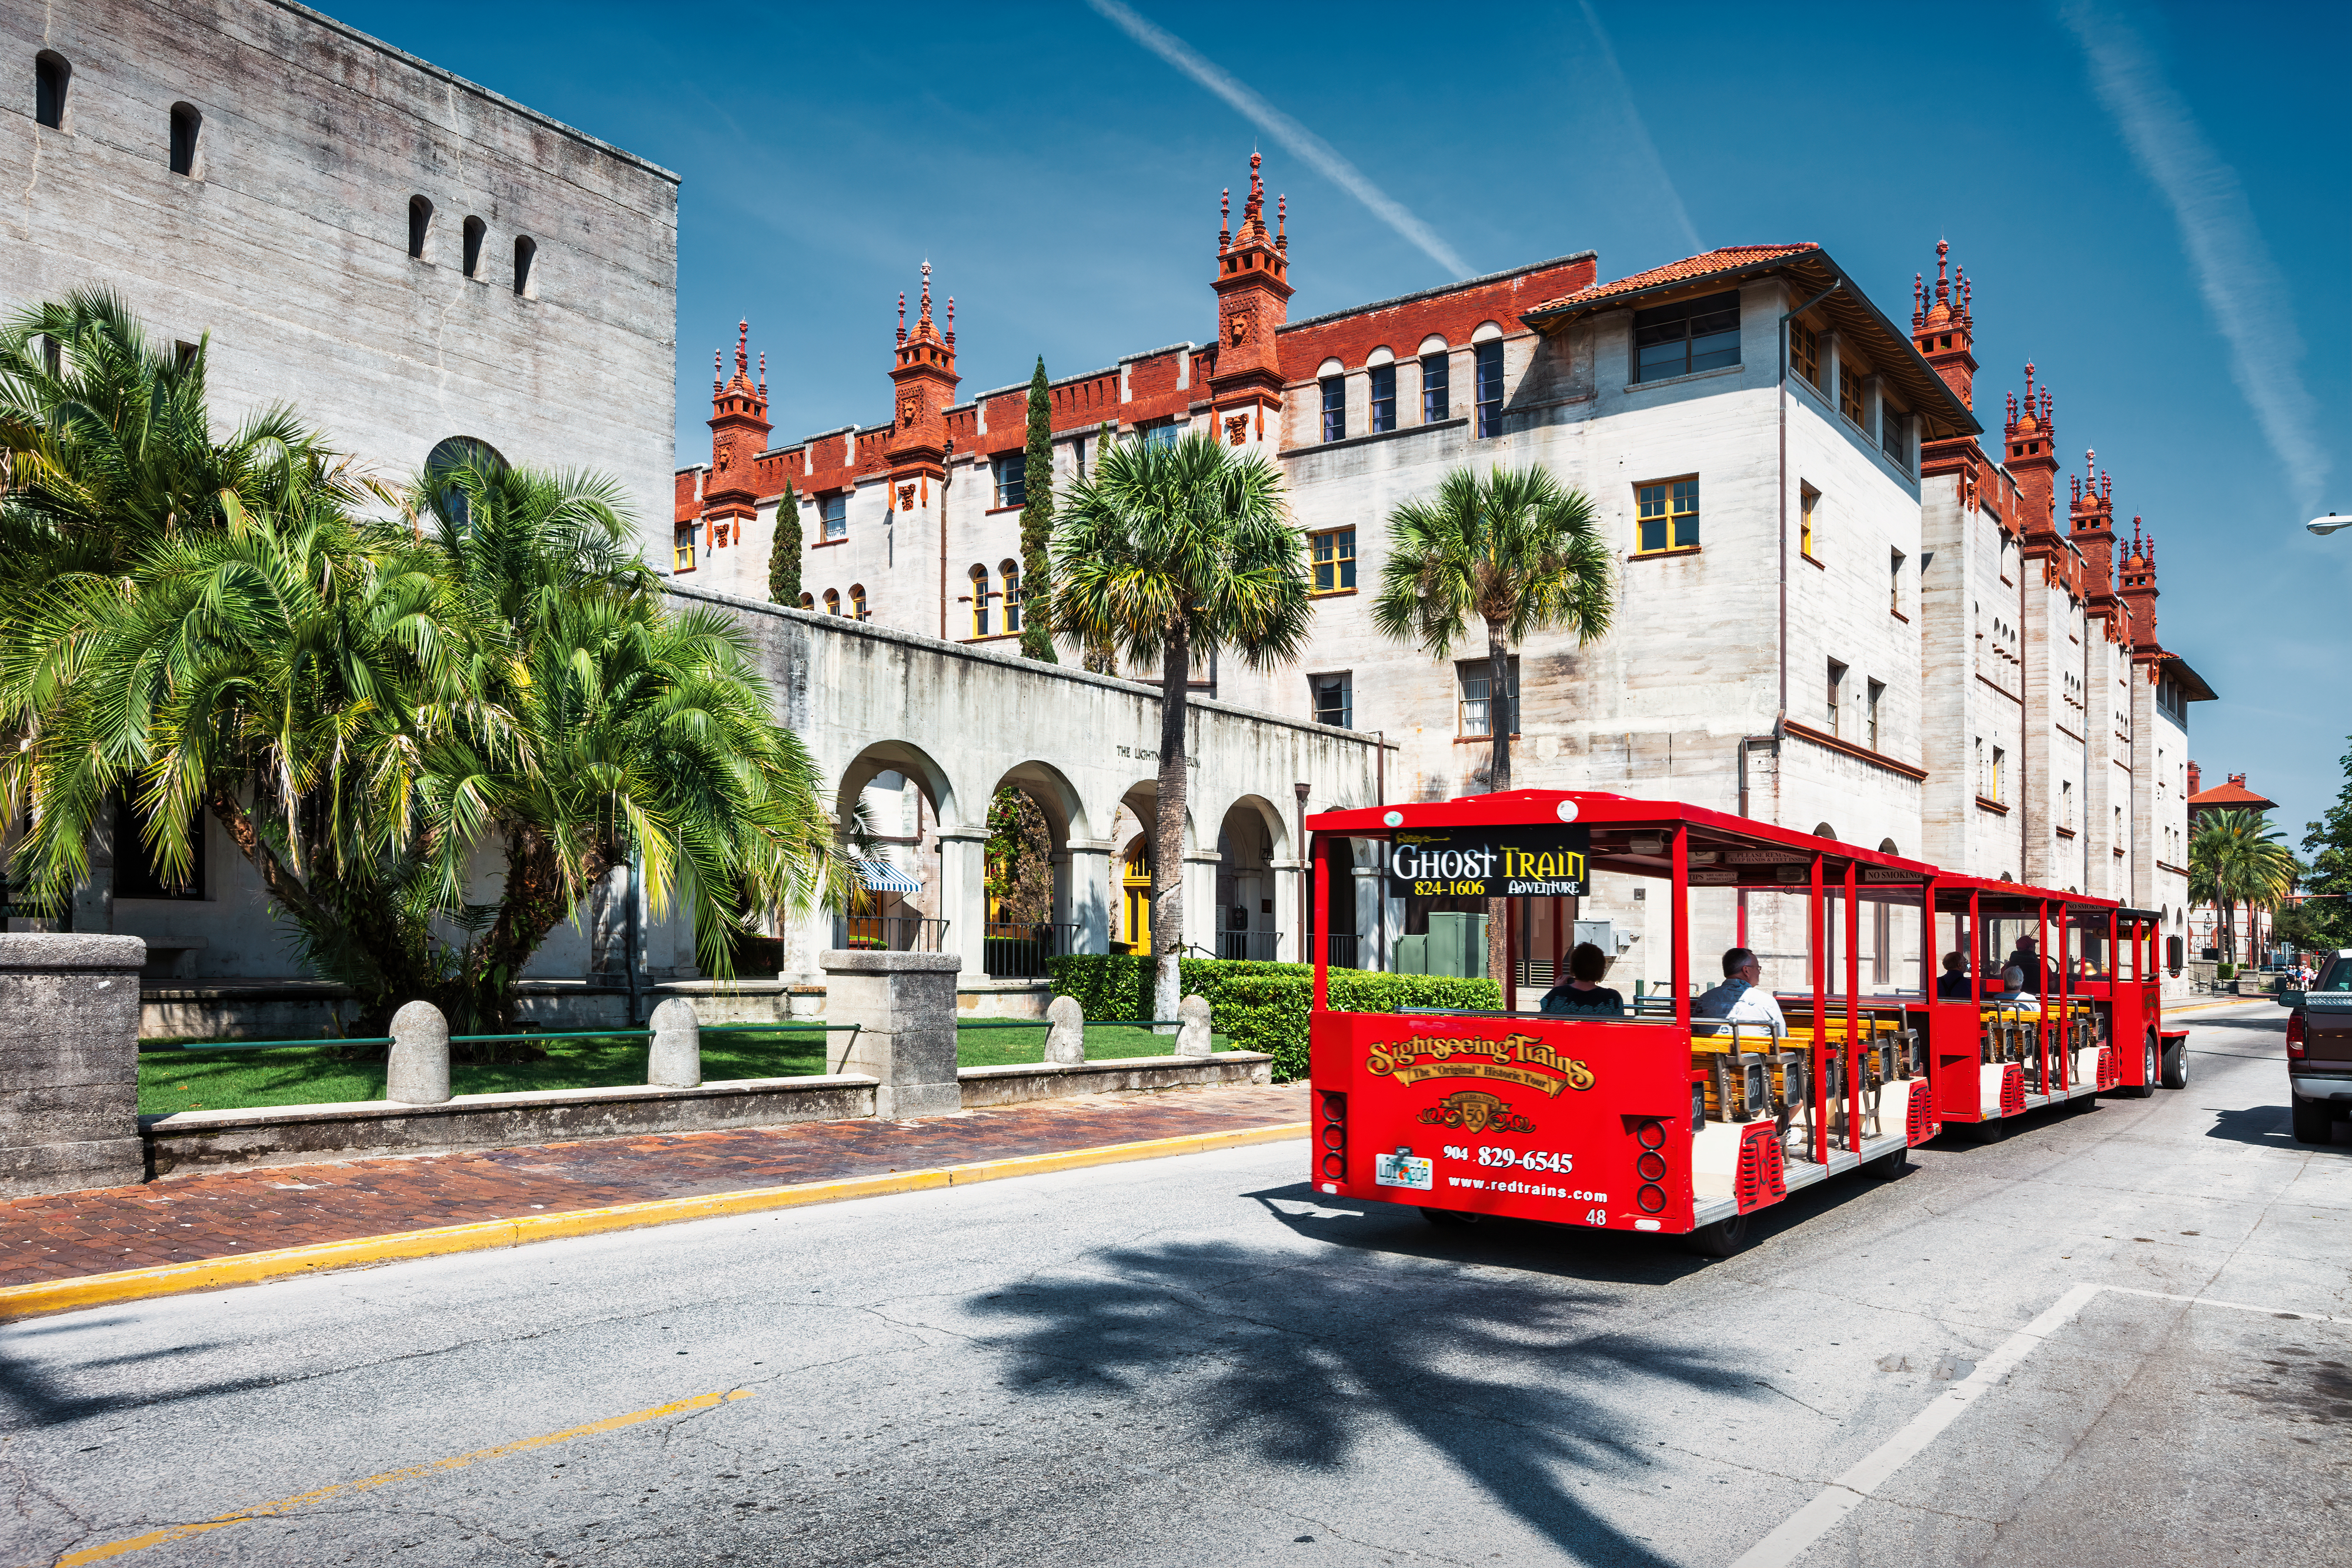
[1365,1032,1596,1095]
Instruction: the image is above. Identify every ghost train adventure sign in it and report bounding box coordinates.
[1387,825,1590,898]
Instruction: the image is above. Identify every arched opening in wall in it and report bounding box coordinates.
[407,196,433,261]
[513,235,537,297]
[1214,797,1290,961]
[797,593,814,611]
[981,763,1088,978]
[848,584,868,621]
[836,743,959,958]
[823,589,840,617]
[34,52,69,130]
[968,563,991,638]
[1812,823,1837,840]
[1416,333,1451,422]
[168,103,202,178]
[462,216,486,280]
[423,436,507,532]
[999,559,1022,635]
[1877,838,1899,855]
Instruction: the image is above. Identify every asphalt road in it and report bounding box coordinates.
[4,1001,2345,1568]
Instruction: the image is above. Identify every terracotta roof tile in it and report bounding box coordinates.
[1525,244,1821,315]
[2188,780,2276,808]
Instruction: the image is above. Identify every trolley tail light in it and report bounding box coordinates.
[2287,1012,2306,1061]
[2096,1045,2116,1090]
[1734,1122,1786,1212]
[1905,1079,1940,1146]
[1633,1116,1671,1216]
[1317,1091,1348,1190]
[1999,1062,2026,1118]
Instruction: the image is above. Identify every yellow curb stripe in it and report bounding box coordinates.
[0,1121,1309,1324]
[57,1387,758,1564]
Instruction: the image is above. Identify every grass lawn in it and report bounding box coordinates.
[136,1022,1233,1115]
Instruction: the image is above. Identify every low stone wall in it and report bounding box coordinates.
[141,982,355,1041]
[143,1075,881,1175]
[958,1052,1274,1108]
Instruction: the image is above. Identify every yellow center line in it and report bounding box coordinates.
[56,1385,759,1565]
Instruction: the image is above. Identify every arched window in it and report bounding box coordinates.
[423,436,507,530]
[1812,823,1837,840]
[848,584,868,621]
[823,589,841,616]
[1418,334,1450,422]
[797,593,814,611]
[1877,838,1899,856]
[168,103,202,178]
[1000,559,1021,634]
[969,564,991,637]
[462,216,486,280]
[35,51,69,130]
[407,196,433,261]
[512,236,536,297]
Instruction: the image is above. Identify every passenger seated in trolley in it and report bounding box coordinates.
[1692,947,1787,1036]
[1538,942,1625,1017]
[1936,951,1975,999]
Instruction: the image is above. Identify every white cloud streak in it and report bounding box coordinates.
[1084,0,1472,279]
[2062,2,2328,512]
[1576,1,1702,257]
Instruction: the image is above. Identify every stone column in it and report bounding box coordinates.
[1064,838,1114,955]
[821,950,961,1118]
[1270,858,1303,964]
[1183,848,1223,955]
[935,826,992,988]
[0,934,148,1196]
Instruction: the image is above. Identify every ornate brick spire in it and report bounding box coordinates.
[704,319,770,550]
[1208,152,1293,449]
[1913,239,1977,409]
[887,261,960,502]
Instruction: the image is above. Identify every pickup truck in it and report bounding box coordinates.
[2283,948,2352,1145]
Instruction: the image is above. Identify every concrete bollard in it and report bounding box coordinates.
[386,1001,451,1105]
[648,997,701,1087]
[1043,995,1087,1065]
[1174,992,1214,1058]
[0,934,149,1196]
[820,950,961,1118]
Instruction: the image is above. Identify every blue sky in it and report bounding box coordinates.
[337,0,2350,836]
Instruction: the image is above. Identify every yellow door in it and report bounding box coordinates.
[1123,847,1152,951]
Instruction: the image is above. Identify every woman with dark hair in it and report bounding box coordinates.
[1539,942,1624,1016]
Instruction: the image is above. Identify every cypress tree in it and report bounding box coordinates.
[1017,357,1057,661]
[768,481,801,605]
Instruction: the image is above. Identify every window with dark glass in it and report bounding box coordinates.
[1320,376,1345,443]
[821,493,847,540]
[1789,319,1820,387]
[35,52,69,130]
[1839,363,1865,426]
[168,103,201,177]
[513,236,536,297]
[1422,352,1449,422]
[407,196,433,261]
[115,799,206,900]
[1474,341,1504,435]
[462,216,486,279]
[1866,680,1885,750]
[1140,420,1182,450]
[993,453,1026,509]
[1881,403,1908,463]
[1635,477,1700,553]
[1368,363,1396,433]
[1632,289,1740,382]
[1312,672,1353,728]
[1310,527,1356,594]
[1827,659,1847,736]
[1459,660,1520,737]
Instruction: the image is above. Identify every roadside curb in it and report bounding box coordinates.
[0,1121,1311,1325]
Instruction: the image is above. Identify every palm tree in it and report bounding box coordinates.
[407,453,841,1031]
[1372,464,1613,981]
[2188,807,2299,967]
[1052,433,1311,1021]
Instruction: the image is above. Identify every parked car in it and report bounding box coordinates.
[2283,949,2352,1145]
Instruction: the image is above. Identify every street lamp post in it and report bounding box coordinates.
[2310,513,2351,536]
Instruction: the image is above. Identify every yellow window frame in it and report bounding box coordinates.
[1634,477,1700,554]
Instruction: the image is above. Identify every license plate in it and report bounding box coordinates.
[1374,1152,1433,1190]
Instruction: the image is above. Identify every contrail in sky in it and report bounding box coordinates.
[2062,2,2327,513]
[1576,1,1702,256]
[1084,0,1473,279]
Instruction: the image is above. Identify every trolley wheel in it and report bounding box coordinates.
[1864,1142,1910,1179]
[2290,1095,2336,1146]
[1419,1207,1482,1228]
[1967,1116,2008,1144]
[2123,1033,2159,1099]
[2160,1039,2189,1091]
[1683,1212,1750,1257]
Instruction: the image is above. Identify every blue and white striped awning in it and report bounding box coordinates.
[851,857,923,895]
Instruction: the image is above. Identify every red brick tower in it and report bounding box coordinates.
[1912,240,1976,410]
[886,262,960,516]
[2070,450,2122,632]
[1207,153,1292,449]
[704,320,770,550]
[2117,517,2161,653]
[2004,364,2069,584]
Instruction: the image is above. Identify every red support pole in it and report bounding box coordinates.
[1311,835,1328,1014]
[1810,852,1828,1166]
[1671,825,1690,1030]
[1845,860,1862,1152]
[2037,898,2051,1096]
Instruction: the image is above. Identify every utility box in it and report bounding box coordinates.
[1424,912,1489,979]
[1573,920,1618,961]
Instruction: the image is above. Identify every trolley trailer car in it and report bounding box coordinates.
[1304,790,2181,1255]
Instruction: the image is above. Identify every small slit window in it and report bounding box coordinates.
[462,216,486,280]
[168,103,202,178]
[408,196,433,260]
[35,51,69,130]
[512,236,536,297]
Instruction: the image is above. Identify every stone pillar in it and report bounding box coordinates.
[1044,994,1086,1065]
[648,997,701,1087]
[821,950,961,1118]
[935,826,992,988]
[0,934,146,1196]
[1174,992,1214,1058]
[386,1000,451,1105]
[1183,848,1224,955]
[1064,837,1114,955]
[1270,858,1303,963]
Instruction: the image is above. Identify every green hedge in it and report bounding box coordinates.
[1044,955,1498,1081]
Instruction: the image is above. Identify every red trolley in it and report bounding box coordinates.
[1304,790,2177,1255]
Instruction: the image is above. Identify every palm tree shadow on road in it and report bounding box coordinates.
[963,1204,1762,1567]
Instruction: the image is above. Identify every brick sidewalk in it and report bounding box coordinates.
[1,1084,1308,1291]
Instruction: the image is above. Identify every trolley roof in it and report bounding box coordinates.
[1307,789,2123,911]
